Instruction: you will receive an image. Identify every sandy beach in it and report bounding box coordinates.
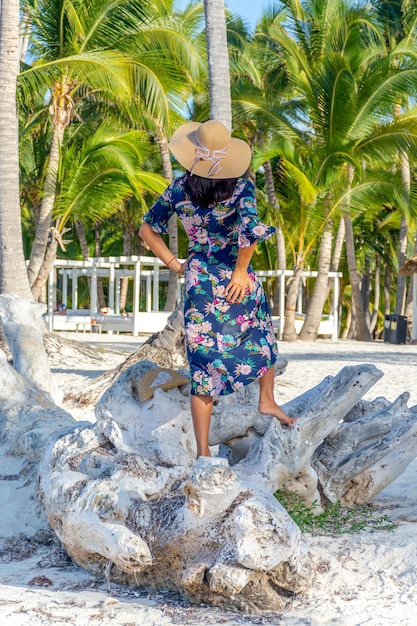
[1,336,417,626]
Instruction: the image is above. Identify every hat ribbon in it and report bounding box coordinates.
[190,136,229,176]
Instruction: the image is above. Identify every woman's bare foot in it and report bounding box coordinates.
[258,402,297,427]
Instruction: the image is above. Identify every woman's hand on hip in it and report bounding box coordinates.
[225,268,253,304]
[177,260,187,276]
[168,258,187,275]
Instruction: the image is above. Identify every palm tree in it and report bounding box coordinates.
[20,0,194,301]
[373,0,417,318]
[0,0,32,298]
[33,123,167,302]
[20,0,143,298]
[258,0,417,341]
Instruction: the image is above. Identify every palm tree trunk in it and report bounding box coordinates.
[393,99,410,315]
[27,80,73,299]
[203,0,232,128]
[95,222,106,310]
[119,226,132,312]
[299,210,333,342]
[370,255,380,333]
[0,0,32,298]
[330,218,345,275]
[74,218,93,303]
[384,266,391,317]
[341,306,352,340]
[75,219,90,260]
[361,255,371,329]
[157,131,178,312]
[394,151,410,315]
[19,9,31,63]
[344,214,372,341]
[264,160,286,269]
[282,265,303,341]
[325,217,345,315]
[263,160,286,315]
[404,237,417,325]
[343,164,372,341]
[27,122,64,293]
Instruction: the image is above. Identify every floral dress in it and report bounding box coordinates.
[143,175,279,396]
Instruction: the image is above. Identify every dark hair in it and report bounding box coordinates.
[185,171,238,206]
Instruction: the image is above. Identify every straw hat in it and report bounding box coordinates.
[168,120,252,179]
[137,367,190,402]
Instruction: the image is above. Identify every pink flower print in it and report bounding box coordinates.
[258,365,269,376]
[261,344,271,359]
[266,331,276,345]
[252,224,267,237]
[236,314,246,325]
[217,302,230,313]
[218,268,233,281]
[213,284,227,298]
[235,363,252,376]
[194,335,204,344]
[238,233,251,248]
[196,230,208,244]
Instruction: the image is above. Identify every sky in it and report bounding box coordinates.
[225,0,272,28]
[177,1,273,30]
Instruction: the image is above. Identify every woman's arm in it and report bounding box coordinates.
[138,223,185,275]
[225,241,258,304]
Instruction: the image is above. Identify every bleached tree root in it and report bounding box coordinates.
[1,294,417,612]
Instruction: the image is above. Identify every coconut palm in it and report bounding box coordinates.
[0,0,32,297]
[20,0,198,300]
[257,0,417,340]
[31,122,167,301]
[372,0,417,318]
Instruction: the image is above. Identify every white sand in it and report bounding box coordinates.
[1,337,417,626]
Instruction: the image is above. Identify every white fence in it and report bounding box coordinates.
[44,256,341,339]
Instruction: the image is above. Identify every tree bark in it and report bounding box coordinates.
[95,221,106,310]
[299,195,333,341]
[27,80,73,300]
[263,160,287,315]
[394,100,410,316]
[0,0,32,298]
[120,224,133,312]
[282,265,303,341]
[343,164,372,341]
[203,0,232,128]
[157,131,178,312]
[370,255,381,333]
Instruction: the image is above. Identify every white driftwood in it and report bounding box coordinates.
[2,293,417,612]
[0,293,62,403]
[313,394,417,505]
[221,365,385,505]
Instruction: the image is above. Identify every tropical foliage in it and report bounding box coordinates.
[7,0,417,339]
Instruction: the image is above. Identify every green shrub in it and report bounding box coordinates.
[274,490,397,535]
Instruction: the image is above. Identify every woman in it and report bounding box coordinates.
[139,120,296,458]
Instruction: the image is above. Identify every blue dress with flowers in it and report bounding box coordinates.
[143,175,279,396]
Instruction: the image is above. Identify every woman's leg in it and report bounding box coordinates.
[258,366,297,426]
[190,394,214,458]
